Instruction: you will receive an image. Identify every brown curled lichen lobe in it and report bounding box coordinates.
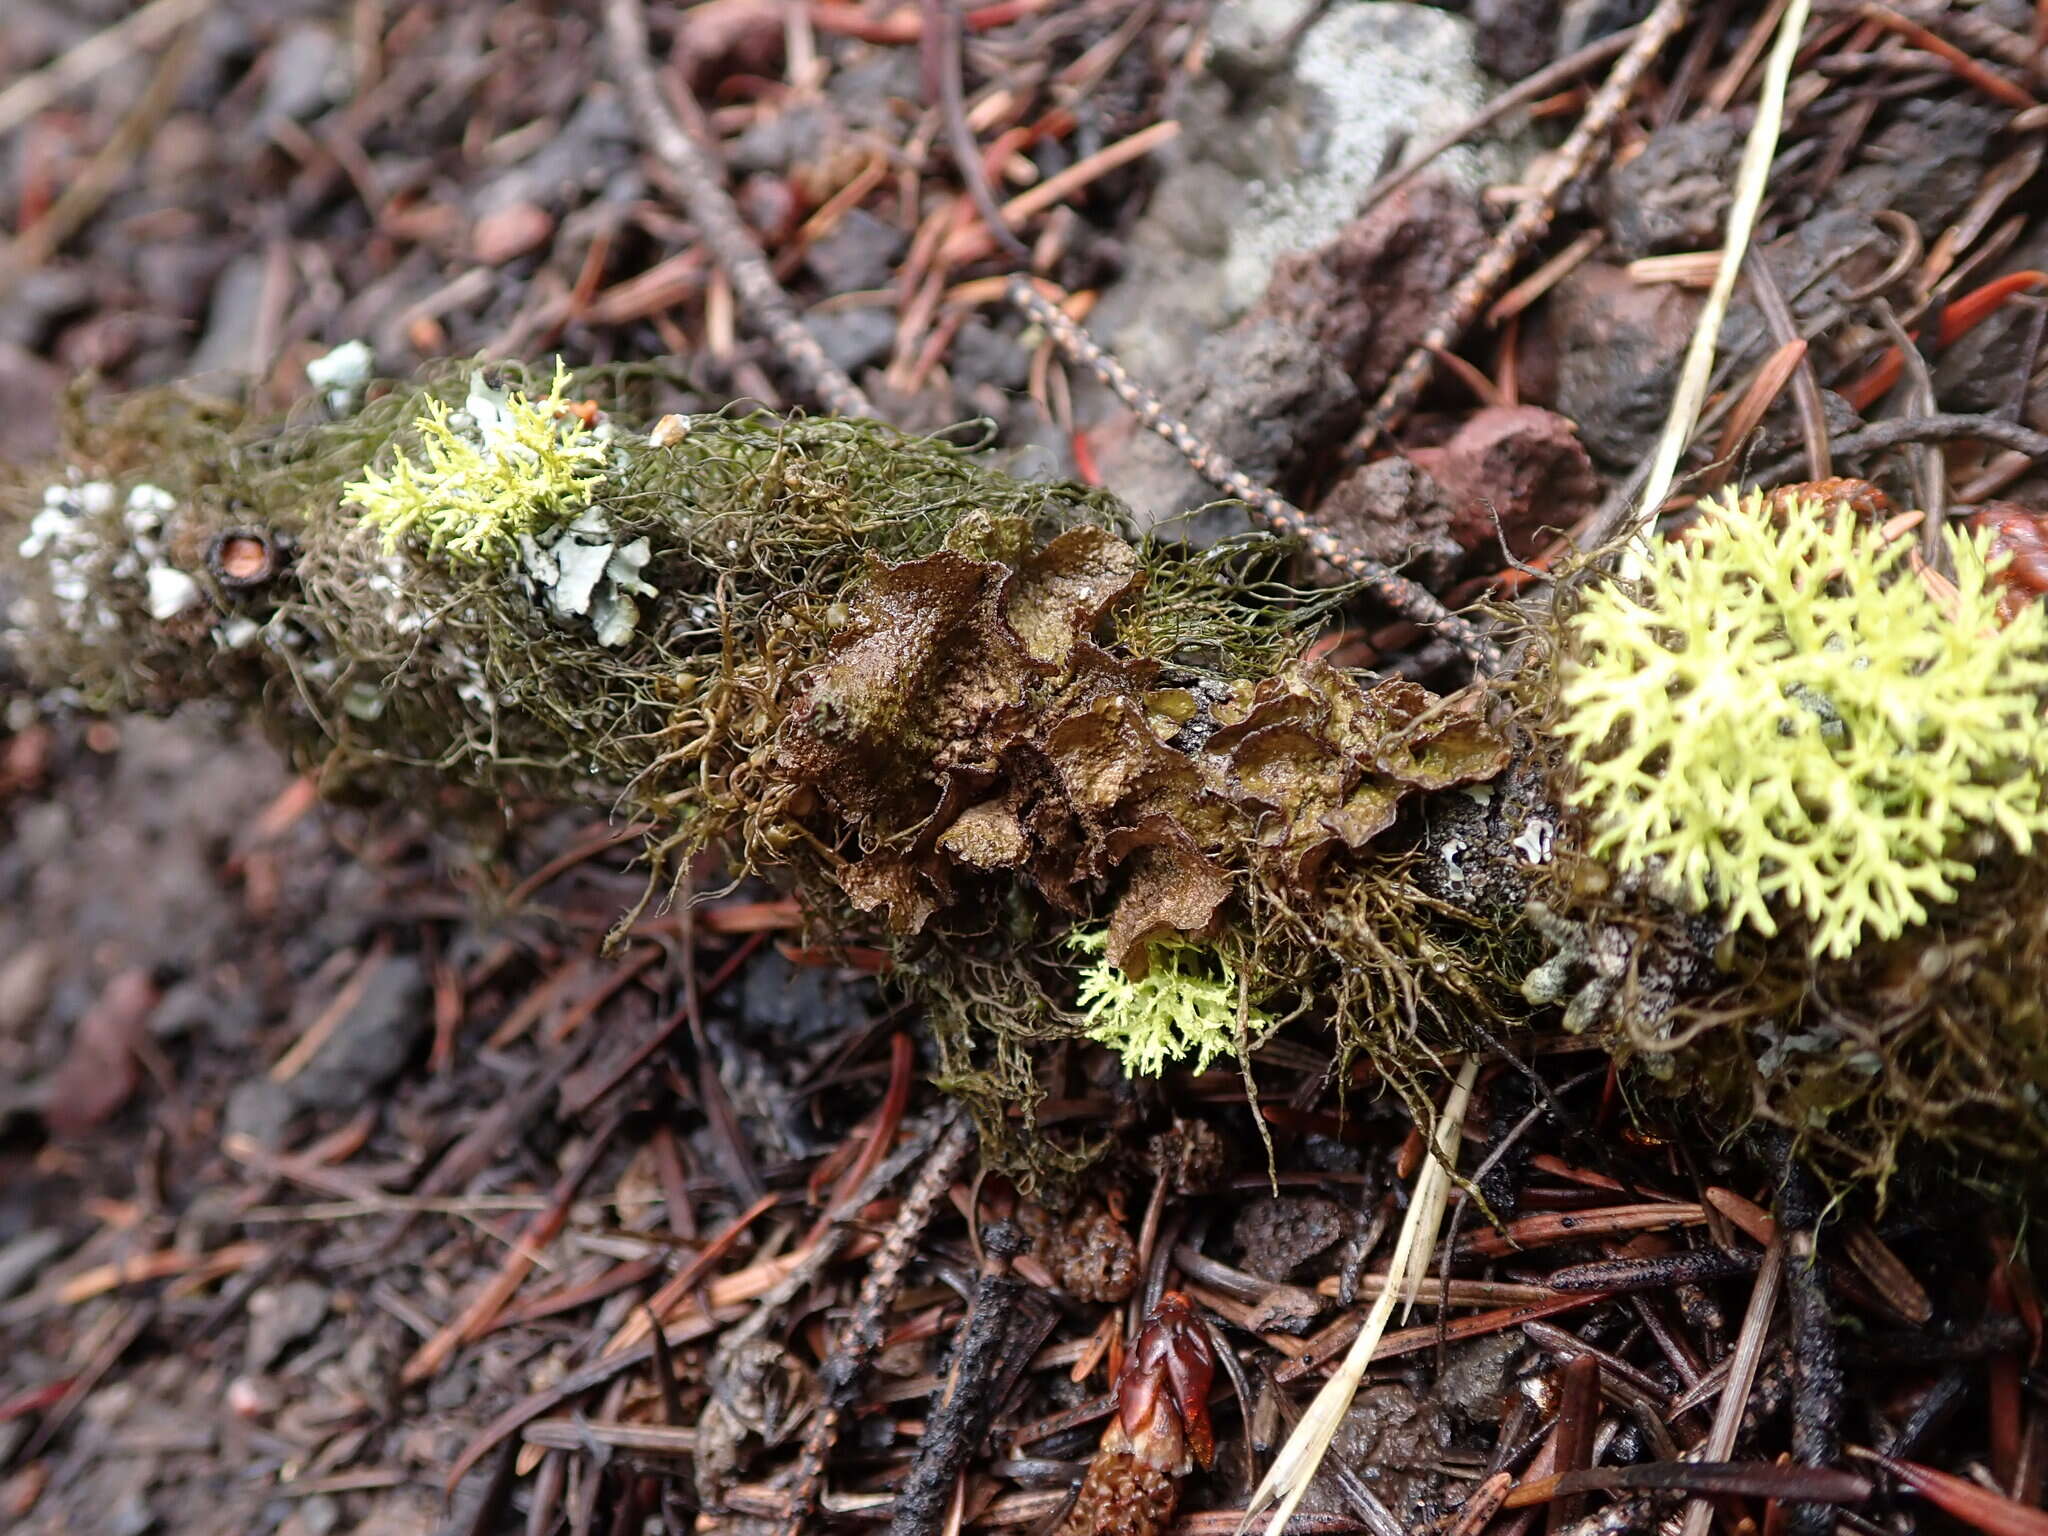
[773,530,1509,974]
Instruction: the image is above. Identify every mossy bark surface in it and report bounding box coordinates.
[6,365,2045,1195]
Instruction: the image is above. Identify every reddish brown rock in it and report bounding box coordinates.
[1408,405,1601,563]
[1521,260,1703,467]
[1264,179,1492,402]
[471,200,554,265]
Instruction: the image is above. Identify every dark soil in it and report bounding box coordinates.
[5,2,2048,1535]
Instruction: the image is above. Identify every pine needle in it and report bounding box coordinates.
[1237,1059,1482,1536]
[1628,0,1813,565]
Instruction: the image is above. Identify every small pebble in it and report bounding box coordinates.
[472,201,555,265]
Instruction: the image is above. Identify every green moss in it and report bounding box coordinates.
[1559,487,2048,958]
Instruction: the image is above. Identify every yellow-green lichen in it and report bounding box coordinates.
[1069,928,1266,1078]
[1559,487,2048,959]
[342,360,606,566]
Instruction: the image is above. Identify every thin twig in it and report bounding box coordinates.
[890,1222,1031,1536]
[604,0,873,417]
[1357,23,1646,218]
[1829,413,2048,460]
[1240,1061,1482,1536]
[1774,1139,1845,1536]
[778,1111,976,1536]
[1871,299,1948,550]
[1631,0,1811,553]
[1678,1239,1785,1536]
[1007,279,1502,673]
[924,0,1029,263]
[1358,0,1694,450]
[0,23,200,303]
[0,0,206,137]
[1744,260,1833,480]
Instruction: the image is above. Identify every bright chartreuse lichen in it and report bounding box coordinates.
[1068,928,1265,1078]
[342,360,607,567]
[1559,487,2048,959]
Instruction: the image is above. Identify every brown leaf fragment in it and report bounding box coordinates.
[780,551,1041,822]
[1360,680,1513,790]
[1220,722,1354,888]
[1324,777,1407,851]
[838,849,948,935]
[1043,696,1210,834]
[937,798,1029,871]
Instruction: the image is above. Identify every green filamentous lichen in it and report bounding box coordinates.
[1068,928,1266,1078]
[343,360,607,567]
[1559,487,2048,958]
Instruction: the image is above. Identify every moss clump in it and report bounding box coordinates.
[1559,487,2048,958]
[343,361,608,567]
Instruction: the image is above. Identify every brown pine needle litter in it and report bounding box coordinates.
[1238,1059,1480,1536]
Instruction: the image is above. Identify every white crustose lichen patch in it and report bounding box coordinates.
[19,479,204,631]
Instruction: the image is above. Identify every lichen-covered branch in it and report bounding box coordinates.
[7,370,2048,1193]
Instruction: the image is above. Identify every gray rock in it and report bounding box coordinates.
[737,950,874,1050]
[1315,455,1462,586]
[1431,1332,1528,1424]
[803,209,905,295]
[802,308,896,377]
[246,1279,331,1371]
[0,939,55,1037]
[0,342,64,462]
[1095,0,1525,385]
[20,716,289,980]
[1215,3,1518,320]
[1094,313,1358,531]
[1603,114,1743,260]
[261,24,346,125]
[1232,1194,1350,1280]
[1825,97,2002,234]
[0,267,95,350]
[1305,1383,1453,1525]
[136,241,233,324]
[190,254,271,378]
[284,955,428,1113]
[475,90,632,214]
[150,974,263,1046]
[1557,0,1654,54]
[1471,0,1560,78]
[726,101,831,176]
[109,1491,157,1536]
[1080,1,1530,528]
[949,319,1031,394]
[0,1228,65,1301]
[1540,260,1702,467]
[225,1078,296,1146]
[1207,0,1324,85]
